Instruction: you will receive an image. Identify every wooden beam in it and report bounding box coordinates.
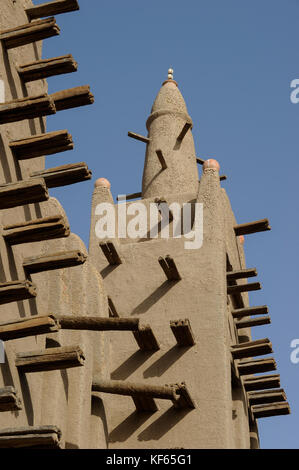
[170,319,195,347]
[234,219,271,236]
[243,374,281,392]
[237,358,276,376]
[220,175,227,181]
[50,86,94,111]
[251,402,290,419]
[0,387,22,412]
[235,316,271,329]
[116,192,142,201]
[0,426,62,449]
[0,18,60,49]
[0,178,48,209]
[10,130,73,160]
[0,315,59,341]
[0,280,37,305]
[16,345,85,372]
[158,255,181,281]
[231,305,268,319]
[177,122,192,142]
[23,250,87,274]
[227,282,261,295]
[99,242,122,265]
[156,149,167,170]
[0,94,56,124]
[3,216,70,245]
[26,0,79,20]
[18,54,78,83]
[231,338,272,359]
[30,162,92,188]
[128,132,150,144]
[196,157,205,165]
[226,268,257,281]
[133,324,160,351]
[247,389,287,406]
[57,316,139,331]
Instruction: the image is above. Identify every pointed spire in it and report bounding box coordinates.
[141,69,199,199]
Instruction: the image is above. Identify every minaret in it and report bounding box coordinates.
[142,69,199,199]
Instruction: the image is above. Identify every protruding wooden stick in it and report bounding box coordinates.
[116,192,142,201]
[247,389,286,406]
[0,18,60,49]
[92,378,195,410]
[133,325,160,351]
[235,316,271,329]
[0,316,59,341]
[99,242,122,265]
[0,280,37,305]
[0,426,62,449]
[3,216,70,245]
[50,86,94,111]
[57,316,139,331]
[251,402,290,419]
[170,319,195,347]
[0,94,56,124]
[156,149,167,170]
[0,387,22,412]
[158,255,181,281]
[128,132,150,144]
[0,178,48,209]
[16,346,85,372]
[237,358,276,376]
[23,250,87,274]
[231,305,268,319]
[231,338,272,359]
[227,282,261,295]
[18,54,78,83]
[243,374,281,392]
[30,162,92,188]
[220,175,227,181]
[196,157,205,165]
[26,0,79,20]
[234,219,271,236]
[227,268,257,281]
[10,130,74,160]
[177,122,192,142]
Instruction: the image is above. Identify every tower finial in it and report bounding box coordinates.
[168,68,174,80]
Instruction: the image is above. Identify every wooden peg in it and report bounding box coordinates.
[231,305,268,319]
[16,345,85,372]
[10,130,73,160]
[170,319,195,347]
[116,192,142,201]
[26,0,79,20]
[196,157,205,165]
[50,86,94,111]
[156,149,167,170]
[99,242,122,265]
[227,268,257,281]
[3,216,70,245]
[251,402,290,419]
[220,175,227,181]
[177,122,192,142]
[237,358,276,376]
[0,425,62,448]
[0,315,59,341]
[133,324,160,351]
[57,316,139,331]
[0,280,37,305]
[227,282,261,295]
[243,374,281,392]
[30,162,92,188]
[0,178,48,209]
[23,250,87,274]
[231,338,272,359]
[0,94,56,124]
[128,132,150,144]
[18,55,78,83]
[235,316,271,329]
[0,18,60,49]
[247,389,287,406]
[158,255,181,281]
[0,387,22,412]
[234,219,271,236]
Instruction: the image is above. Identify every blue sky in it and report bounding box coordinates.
[33,0,299,448]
